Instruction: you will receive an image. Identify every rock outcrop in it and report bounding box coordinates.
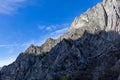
[69,0,120,33]
[0,0,120,80]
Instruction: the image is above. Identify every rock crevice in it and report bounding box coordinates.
[0,0,120,80]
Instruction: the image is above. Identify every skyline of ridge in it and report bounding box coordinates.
[0,0,102,67]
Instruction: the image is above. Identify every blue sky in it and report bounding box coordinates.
[0,0,102,67]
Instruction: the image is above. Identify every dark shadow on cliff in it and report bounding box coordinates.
[1,30,120,80]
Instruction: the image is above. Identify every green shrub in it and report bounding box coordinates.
[61,74,70,80]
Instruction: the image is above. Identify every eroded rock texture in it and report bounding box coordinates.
[70,0,120,33]
[0,0,120,80]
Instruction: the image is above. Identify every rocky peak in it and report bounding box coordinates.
[25,44,41,55]
[40,38,56,53]
[44,38,55,45]
[25,38,56,55]
[1,0,120,80]
[69,0,120,33]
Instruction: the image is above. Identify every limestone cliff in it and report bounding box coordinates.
[0,0,120,80]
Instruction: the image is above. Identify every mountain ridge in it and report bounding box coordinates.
[0,0,120,80]
[70,0,120,32]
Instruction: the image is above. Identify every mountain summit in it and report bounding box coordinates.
[0,0,120,80]
[70,0,120,32]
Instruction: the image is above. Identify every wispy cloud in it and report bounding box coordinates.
[38,25,56,31]
[38,23,70,31]
[0,56,16,67]
[0,39,45,66]
[0,42,34,67]
[21,40,44,49]
[50,27,69,39]
[0,40,43,67]
[38,23,70,39]
[0,0,27,14]
[0,23,70,67]
[0,44,18,47]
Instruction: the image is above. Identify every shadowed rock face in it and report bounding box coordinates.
[1,31,120,80]
[0,0,120,80]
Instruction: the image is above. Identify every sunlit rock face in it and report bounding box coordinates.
[25,38,56,55]
[0,0,120,80]
[69,0,120,33]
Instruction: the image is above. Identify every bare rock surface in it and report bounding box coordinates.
[69,0,120,33]
[0,0,120,80]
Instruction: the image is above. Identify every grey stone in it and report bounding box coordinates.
[0,0,120,80]
[69,0,120,34]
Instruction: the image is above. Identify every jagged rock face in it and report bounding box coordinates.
[25,38,56,55]
[0,67,2,70]
[69,0,120,33]
[0,0,120,80]
[1,31,120,80]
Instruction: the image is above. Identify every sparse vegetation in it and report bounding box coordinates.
[61,74,70,80]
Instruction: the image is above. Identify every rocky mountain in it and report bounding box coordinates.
[0,0,120,80]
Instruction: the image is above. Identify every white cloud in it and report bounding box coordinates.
[38,25,55,31]
[0,44,18,47]
[50,27,69,39]
[38,23,70,39]
[38,23,70,31]
[0,42,34,67]
[0,56,16,67]
[21,40,36,48]
[46,26,53,31]
[38,25,46,30]
[21,40,45,50]
[0,40,43,67]
[0,23,70,67]
[0,0,27,14]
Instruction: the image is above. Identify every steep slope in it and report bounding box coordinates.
[69,0,120,32]
[0,0,120,80]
